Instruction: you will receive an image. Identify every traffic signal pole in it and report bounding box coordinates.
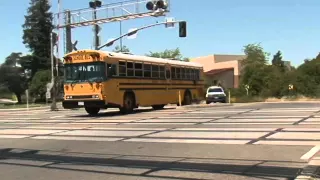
[97,20,187,50]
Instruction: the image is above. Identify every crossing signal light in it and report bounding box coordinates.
[179,21,187,37]
[146,0,168,11]
[89,0,102,8]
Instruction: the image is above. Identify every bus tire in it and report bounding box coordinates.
[152,104,165,110]
[120,92,135,114]
[182,90,192,106]
[85,107,100,116]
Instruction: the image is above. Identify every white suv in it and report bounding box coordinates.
[205,86,227,104]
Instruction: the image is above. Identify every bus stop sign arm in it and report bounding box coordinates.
[97,20,186,50]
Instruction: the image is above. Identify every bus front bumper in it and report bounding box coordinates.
[62,100,106,109]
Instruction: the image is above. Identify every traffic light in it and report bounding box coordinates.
[89,0,102,8]
[179,21,187,37]
[146,0,168,11]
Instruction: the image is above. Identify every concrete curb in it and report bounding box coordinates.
[0,106,50,111]
[0,103,63,112]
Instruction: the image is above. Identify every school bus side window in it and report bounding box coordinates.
[152,65,159,78]
[144,64,151,77]
[127,62,134,76]
[135,62,143,77]
[119,61,126,76]
[107,63,117,77]
[159,66,165,79]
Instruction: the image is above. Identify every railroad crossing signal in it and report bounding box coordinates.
[289,84,294,90]
[146,0,168,11]
[89,0,102,8]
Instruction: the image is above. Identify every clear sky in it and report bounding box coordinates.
[0,0,319,66]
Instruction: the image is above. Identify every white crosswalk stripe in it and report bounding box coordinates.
[0,106,320,146]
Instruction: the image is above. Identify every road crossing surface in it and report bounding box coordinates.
[1,102,320,180]
[1,104,320,146]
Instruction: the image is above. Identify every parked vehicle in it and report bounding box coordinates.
[205,86,226,104]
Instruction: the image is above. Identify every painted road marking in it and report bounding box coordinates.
[32,136,123,141]
[0,129,65,135]
[254,141,320,146]
[267,132,320,140]
[0,135,30,138]
[145,131,269,139]
[124,138,250,144]
[55,130,155,137]
[301,145,320,162]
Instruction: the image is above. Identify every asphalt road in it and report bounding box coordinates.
[1,102,320,180]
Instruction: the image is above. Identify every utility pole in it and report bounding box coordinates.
[93,9,99,50]
[50,32,58,111]
[89,0,102,50]
[120,21,123,52]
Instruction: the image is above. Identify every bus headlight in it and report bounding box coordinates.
[66,96,73,99]
[92,95,99,99]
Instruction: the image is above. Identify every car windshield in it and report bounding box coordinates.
[64,62,106,84]
[208,88,223,93]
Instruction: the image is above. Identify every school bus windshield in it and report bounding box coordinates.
[64,61,106,84]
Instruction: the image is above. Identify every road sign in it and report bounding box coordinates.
[165,17,175,28]
[46,82,53,91]
[289,84,294,90]
[46,92,51,99]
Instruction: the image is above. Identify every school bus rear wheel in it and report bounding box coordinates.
[120,92,135,114]
[182,91,192,105]
[152,104,165,110]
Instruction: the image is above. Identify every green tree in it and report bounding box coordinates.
[22,0,54,73]
[146,48,188,61]
[242,43,269,65]
[29,70,51,101]
[240,44,270,96]
[292,53,320,97]
[113,45,130,53]
[271,51,284,69]
[0,53,28,103]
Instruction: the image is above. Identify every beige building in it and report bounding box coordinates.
[191,54,246,89]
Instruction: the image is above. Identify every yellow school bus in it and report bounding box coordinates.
[62,49,205,115]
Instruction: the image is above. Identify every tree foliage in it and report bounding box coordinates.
[146,48,189,61]
[0,53,28,103]
[22,0,53,74]
[242,43,269,66]
[113,45,130,53]
[238,43,320,99]
[29,69,51,100]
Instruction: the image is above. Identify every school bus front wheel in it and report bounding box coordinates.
[85,106,100,116]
